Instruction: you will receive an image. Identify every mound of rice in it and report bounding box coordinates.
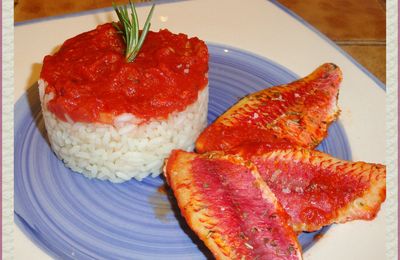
[39,79,209,182]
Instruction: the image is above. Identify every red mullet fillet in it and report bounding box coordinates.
[233,146,386,232]
[196,63,342,153]
[164,150,303,260]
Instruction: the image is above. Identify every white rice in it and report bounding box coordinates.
[38,79,209,182]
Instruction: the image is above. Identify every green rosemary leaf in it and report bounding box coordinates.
[129,0,139,44]
[143,4,156,31]
[113,1,155,62]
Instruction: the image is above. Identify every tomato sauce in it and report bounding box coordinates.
[40,23,209,124]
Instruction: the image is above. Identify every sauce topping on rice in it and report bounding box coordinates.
[40,23,209,124]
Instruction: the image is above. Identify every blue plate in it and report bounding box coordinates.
[15,43,351,259]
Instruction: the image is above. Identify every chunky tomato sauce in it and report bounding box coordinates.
[40,23,208,123]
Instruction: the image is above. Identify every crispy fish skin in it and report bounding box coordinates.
[195,63,342,153]
[165,150,302,260]
[234,146,386,232]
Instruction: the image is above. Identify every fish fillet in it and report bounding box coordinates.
[233,146,386,232]
[164,150,303,260]
[196,63,342,153]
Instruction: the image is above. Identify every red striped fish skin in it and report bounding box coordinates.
[165,150,303,260]
[195,63,342,153]
[235,147,386,232]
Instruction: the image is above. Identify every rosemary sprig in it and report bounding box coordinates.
[112,1,155,62]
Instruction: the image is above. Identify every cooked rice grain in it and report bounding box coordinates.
[38,79,209,182]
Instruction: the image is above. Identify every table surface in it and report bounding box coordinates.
[14,0,386,84]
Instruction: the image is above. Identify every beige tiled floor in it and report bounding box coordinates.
[14,0,386,83]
